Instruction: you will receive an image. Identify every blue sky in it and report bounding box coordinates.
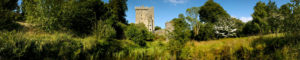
[18,0,291,28]
[124,0,290,28]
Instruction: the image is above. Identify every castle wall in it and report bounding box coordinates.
[135,6,154,32]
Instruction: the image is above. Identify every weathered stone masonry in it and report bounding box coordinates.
[135,6,154,32]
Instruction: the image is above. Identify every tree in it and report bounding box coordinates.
[155,26,161,31]
[125,23,154,46]
[186,7,200,20]
[0,0,20,30]
[214,17,238,38]
[186,7,202,39]
[266,0,278,16]
[249,1,270,34]
[232,18,245,36]
[252,1,268,22]
[171,14,191,44]
[195,23,215,40]
[105,0,129,39]
[22,0,127,36]
[198,0,230,23]
[107,0,128,24]
[94,20,116,40]
[242,21,261,35]
[279,4,292,16]
[284,0,300,32]
[63,0,108,35]
[23,0,65,32]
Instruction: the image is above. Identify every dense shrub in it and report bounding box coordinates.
[154,26,161,31]
[125,23,154,46]
[22,0,127,36]
[0,0,21,31]
[0,31,137,60]
[242,21,261,35]
[0,11,21,31]
[93,20,116,40]
[171,14,191,44]
[0,31,82,59]
[195,23,215,41]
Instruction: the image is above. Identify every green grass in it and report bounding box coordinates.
[1,31,299,60]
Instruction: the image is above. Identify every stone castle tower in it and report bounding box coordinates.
[135,6,154,32]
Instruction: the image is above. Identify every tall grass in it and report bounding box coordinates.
[0,31,299,60]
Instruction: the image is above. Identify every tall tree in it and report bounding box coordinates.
[284,0,300,32]
[251,1,270,34]
[279,4,292,16]
[198,0,230,23]
[265,1,282,33]
[0,0,20,30]
[186,7,201,38]
[108,0,128,24]
[22,0,110,36]
[186,7,200,20]
[105,0,128,39]
[154,26,161,31]
[171,14,191,44]
[252,1,268,22]
[266,0,278,16]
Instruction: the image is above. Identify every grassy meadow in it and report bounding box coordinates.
[1,30,299,60]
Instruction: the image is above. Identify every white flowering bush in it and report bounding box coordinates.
[214,17,237,38]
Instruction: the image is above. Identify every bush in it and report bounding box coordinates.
[93,20,116,40]
[195,23,215,41]
[171,16,191,43]
[23,0,107,35]
[242,21,261,35]
[0,12,21,31]
[0,31,83,59]
[0,0,22,31]
[125,23,154,46]
[154,26,161,31]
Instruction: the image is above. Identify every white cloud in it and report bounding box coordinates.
[166,0,189,4]
[231,16,237,18]
[239,17,252,22]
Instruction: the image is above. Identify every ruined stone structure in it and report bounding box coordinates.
[165,21,174,32]
[165,21,174,41]
[135,6,154,32]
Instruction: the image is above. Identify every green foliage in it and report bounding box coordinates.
[0,0,21,30]
[252,1,268,20]
[93,20,116,40]
[2,0,300,60]
[195,23,215,40]
[22,0,128,36]
[242,1,272,35]
[234,33,300,59]
[186,7,200,20]
[198,0,230,23]
[186,7,202,39]
[62,0,107,35]
[107,0,128,24]
[125,23,154,46]
[284,0,300,32]
[232,18,245,36]
[154,26,161,31]
[242,21,261,35]
[23,0,64,32]
[265,1,278,16]
[279,4,292,16]
[0,31,83,59]
[171,14,191,44]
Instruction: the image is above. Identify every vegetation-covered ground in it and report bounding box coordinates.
[1,30,299,60]
[1,0,300,60]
